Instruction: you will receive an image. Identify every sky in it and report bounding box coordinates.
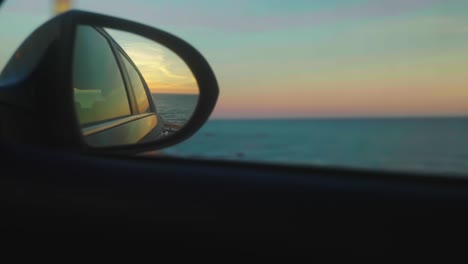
[0,0,467,118]
[107,29,198,94]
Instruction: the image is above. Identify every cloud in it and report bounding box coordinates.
[114,38,197,94]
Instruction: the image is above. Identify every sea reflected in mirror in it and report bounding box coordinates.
[73,25,199,147]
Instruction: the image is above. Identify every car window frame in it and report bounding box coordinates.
[98,27,156,115]
[91,26,137,116]
[115,46,154,114]
[73,25,134,127]
[77,26,158,134]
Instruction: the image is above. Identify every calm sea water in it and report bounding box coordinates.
[152,93,198,125]
[165,118,468,176]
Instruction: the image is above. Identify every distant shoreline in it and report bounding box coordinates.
[152,93,198,96]
[208,116,468,121]
[164,123,183,129]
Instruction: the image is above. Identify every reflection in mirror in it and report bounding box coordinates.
[72,25,199,147]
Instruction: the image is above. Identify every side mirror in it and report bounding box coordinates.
[0,10,218,154]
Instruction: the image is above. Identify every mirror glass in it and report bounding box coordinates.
[72,25,199,147]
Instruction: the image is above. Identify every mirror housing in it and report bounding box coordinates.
[0,10,218,154]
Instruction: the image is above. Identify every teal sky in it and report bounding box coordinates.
[1,0,468,118]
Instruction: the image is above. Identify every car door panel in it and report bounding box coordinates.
[83,113,161,146]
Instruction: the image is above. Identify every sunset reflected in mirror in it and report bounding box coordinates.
[107,29,198,96]
[73,26,200,148]
[106,28,199,127]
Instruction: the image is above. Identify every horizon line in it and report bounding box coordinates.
[209,115,468,120]
[151,92,199,95]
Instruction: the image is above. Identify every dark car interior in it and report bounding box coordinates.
[1,1,468,257]
[3,143,468,256]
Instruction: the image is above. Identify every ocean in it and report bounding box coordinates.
[164,118,468,176]
[152,93,198,125]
